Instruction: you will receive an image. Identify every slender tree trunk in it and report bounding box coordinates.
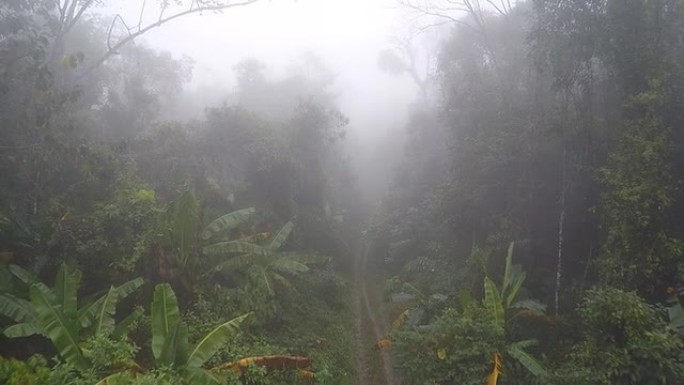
[555,150,567,316]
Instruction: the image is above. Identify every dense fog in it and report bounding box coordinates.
[105,0,423,202]
[3,1,684,385]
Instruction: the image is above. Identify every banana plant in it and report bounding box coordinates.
[150,283,251,384]
[204,219,328,295]
[0,263,143,369]
[154,189,256,284]
[482,242,547,384]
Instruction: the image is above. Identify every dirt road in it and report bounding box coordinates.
[353,242,397,385]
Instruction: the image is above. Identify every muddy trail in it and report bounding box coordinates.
[353,241,398,385]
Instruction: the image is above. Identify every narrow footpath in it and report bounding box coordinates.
[353,240,398,385]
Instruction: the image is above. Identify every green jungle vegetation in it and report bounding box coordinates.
[3,1,684,385]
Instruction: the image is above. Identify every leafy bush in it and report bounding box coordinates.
[554,288,684,385]
[0,355,51,385]
[394,307,499,385]
[82,334,139,377]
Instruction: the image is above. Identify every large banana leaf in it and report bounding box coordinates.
[30,283,86,369]
[166,190,201,267]
[203,241,271,258]
[269,258,309,275]
[502,242,515,295]
[93,286,118,336]
[54,263,81,315]
[8,264,38,284]
[159,321,189,367]
[268,220,294,251]
[212,254,257,273]
[504,269,526,308]
[0,293,37,324]
[114,277,145,298]
[511,299,547,313]
[186,313,251,368]
[78,277,143,328]
[501,242,527,307]
[201,208,255,241]
[507,339,546,378]
[483,277,504,330]
[270,272,293,289]
[3,322,41,338]
[152,283,180,362]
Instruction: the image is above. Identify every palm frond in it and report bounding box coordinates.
[201,208,255,241]
[268,220,294,251]
[508,339,546,378]
[203,241,271,258]
[269,259,309,275]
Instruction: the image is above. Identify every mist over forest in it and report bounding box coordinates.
[2,1,684,385]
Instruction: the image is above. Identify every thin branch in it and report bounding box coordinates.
[78,0,260,80]
[106,14,130,51]
[485,0,506,16]
[138,0,147,32]
[399,0,480,34]
[64,0,97,35]
[58,0,69,29]
[55,0,64,20]
[64,0,80,27]
[415,19,453,34]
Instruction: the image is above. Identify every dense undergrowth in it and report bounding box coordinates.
[367,1,684,384]
[0,2,359,383]
[4,0,684,385]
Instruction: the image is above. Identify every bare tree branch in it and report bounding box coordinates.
[138,0,148,32]
[76,0,261,80]
[398,0,481,34]
[106,14,130,51]
[64,0,97,35]
[415,19,453,35]
[485,0,506,16]
[64,0,80,27]
[58,0,69,28]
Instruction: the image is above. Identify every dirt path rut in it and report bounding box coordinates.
[354,241,397,385]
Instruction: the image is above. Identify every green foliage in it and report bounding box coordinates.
[554,288,684,385]
[0,264,143,373]
[395,307,499,385]
[0,355,51,385]
[151,283,182,363]
[393,244,547,385]
[201,208,256,241]
[58,187,161,280]
[162,189,201,271]
[599,114,680,292]
[207,219,330,322]
[82,334,139,377]
[149,283,251,384]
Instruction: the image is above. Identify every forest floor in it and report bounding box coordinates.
[353,241,397,385]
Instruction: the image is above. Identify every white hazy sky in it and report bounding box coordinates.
[107,0,419,117]
[104,0,437,199]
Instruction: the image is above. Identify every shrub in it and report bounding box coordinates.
[554,288,684,385]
